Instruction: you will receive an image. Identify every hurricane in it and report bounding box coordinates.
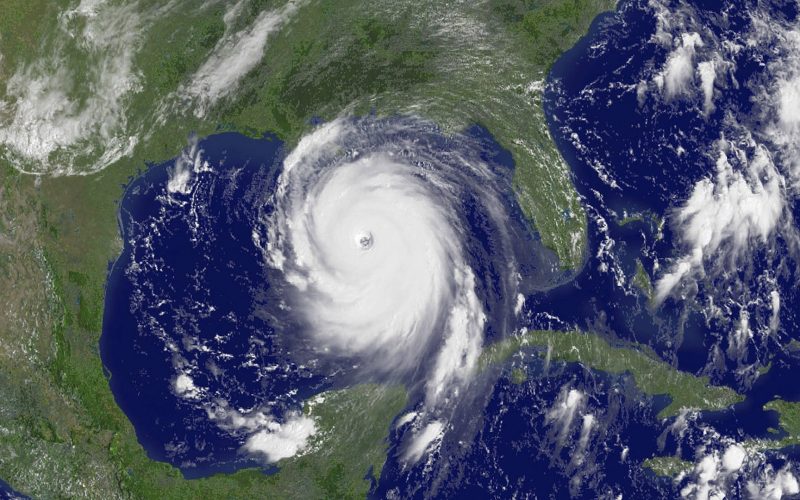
[101,115,553,475]
[266,119,505,401]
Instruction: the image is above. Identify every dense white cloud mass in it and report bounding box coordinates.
[267,119,487,406]
[655,32,704,98]
[0,0,151,175]
[655,140,785,303]
[206,399,316,463]
[722,445,746,472]
[769,290,781,332]
[546,387,585,444]
[776,74,800,131]
[173,373,202,400]
[679,443,749,500]
[680,452,723,500]
[403,420,445,463]
[183,1,301,116]
[243,412,317,463]
[697,60,716,114]
[746,465,800,499]
[261,117,527,462]
[275,153,473,360]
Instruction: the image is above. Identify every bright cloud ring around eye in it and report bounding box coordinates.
[266,119,487,408]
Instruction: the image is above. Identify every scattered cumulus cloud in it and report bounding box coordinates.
[680,444,748,500]
[0,0,299,174]
[573,413,595,465]
[173,373,202,399]
[759,23,800,187]
[662,412,800,500]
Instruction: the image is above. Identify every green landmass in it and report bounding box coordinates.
[617,210,660,227]
[481,330,743,418]
[1,0,616,269]
[643,398,800,477]
[786,339,800,352]
[0,243,407,500]
[618,215,645,226]
[481,329,795,477]
[510,367,528,384]
[224,0,616,268]
[763,399,800,447]
[642,456,693,478]
[617,211,665,245]
[739,399,800,454]
[633,259,653,300]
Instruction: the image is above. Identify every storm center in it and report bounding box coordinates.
[355,231,374,250]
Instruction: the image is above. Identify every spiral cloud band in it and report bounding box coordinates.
[103,115,545,470]
[265,118,504,406]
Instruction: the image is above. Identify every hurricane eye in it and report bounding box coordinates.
[356,231,374,250]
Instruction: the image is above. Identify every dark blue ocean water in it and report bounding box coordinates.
[100,132,307,477]
[0,479,27,500]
